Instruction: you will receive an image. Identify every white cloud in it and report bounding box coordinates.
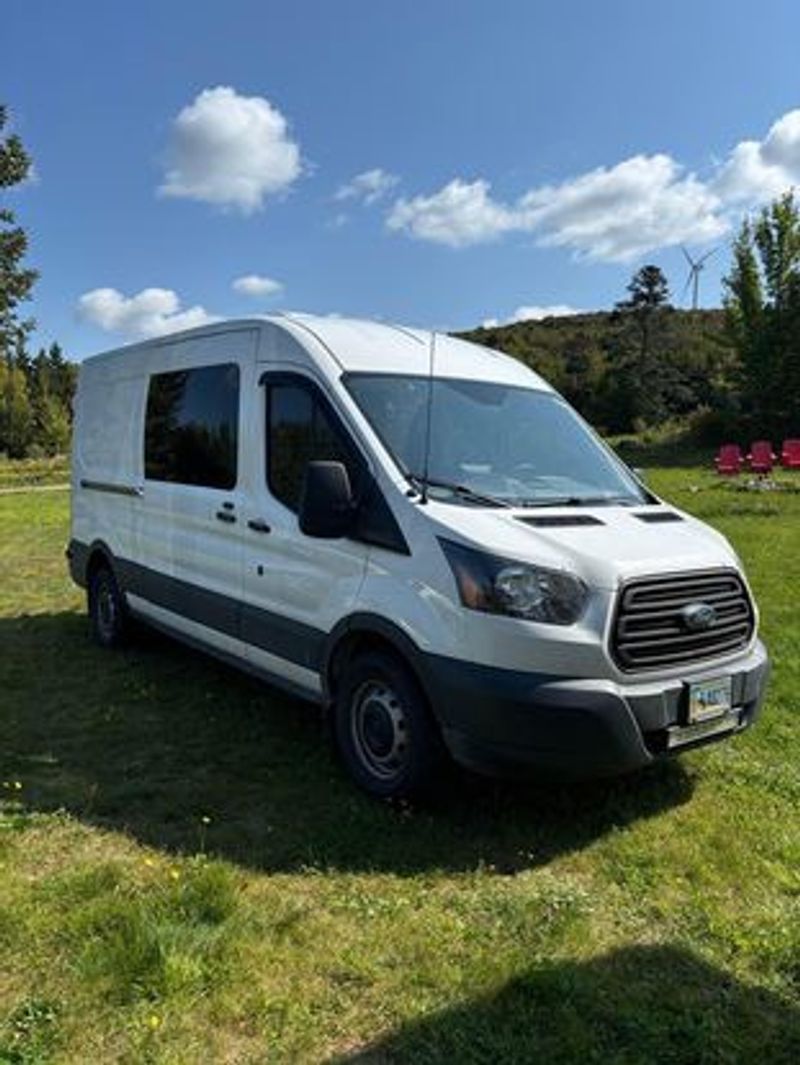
[386,161,725,261]
[335,168,399,205]
[712,109,800,204]
[158,86,301,213]
[482,305,584,328]
[386,179,518,248]
[232,274,283,297]
[385,110,800,261]
[521,154,726,261]
[524,158,711,258]
[509,304,585,322]
[78,287,217,338]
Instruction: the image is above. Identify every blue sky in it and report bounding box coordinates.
[5,0,800,359]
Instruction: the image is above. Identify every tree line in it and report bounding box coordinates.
[0,343,77,457]
[2,96,798,459]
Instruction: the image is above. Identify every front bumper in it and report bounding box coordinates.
[423,640,770,779]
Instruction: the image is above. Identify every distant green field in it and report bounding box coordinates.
[0,455,69,490]
[1,463,798,1063]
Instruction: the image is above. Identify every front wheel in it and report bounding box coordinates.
[333,650,447,800]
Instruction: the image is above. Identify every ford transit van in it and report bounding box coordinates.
[68,315,769,798]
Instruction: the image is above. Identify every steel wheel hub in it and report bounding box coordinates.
[351,680,409,780]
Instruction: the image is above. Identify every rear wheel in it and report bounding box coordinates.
[333,650,447,799]
[88,564,128,648]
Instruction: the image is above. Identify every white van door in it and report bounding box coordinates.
[128,330,257,660]
[240,371,371,695]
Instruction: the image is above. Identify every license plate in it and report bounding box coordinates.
[688,676,733,724]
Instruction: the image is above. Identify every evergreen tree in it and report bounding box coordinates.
[612,265,676,428]
[26,342,77,453]
[36,390,71,453]
[47,342,78,414]
[617,265,671,312]
[1,104,38,360]
[724,192,800,431]
[0,356,34,457]
[0,105,79,456]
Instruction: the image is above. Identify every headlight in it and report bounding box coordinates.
[439,538,588,625]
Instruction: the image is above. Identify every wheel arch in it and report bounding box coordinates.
[322,613,435,712]
[67,537,119,589]
[84,539,118,587]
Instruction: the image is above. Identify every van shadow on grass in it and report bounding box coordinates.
[333,944,800,1064]
[1,612,694,875]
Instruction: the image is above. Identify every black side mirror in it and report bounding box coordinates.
[298,460,355,538]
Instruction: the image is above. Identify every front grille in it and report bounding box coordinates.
[611,569,754,671]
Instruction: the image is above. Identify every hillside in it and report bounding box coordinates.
[458,308,739,435]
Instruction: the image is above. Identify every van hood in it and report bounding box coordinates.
[426,502,739,591]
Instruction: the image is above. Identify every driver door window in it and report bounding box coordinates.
[267,381,361,512]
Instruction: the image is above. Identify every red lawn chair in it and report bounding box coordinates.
[714,443,743,475]
[747,440,776,474]
[780,439,800,469]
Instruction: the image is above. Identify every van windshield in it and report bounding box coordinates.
[344,374,648,507]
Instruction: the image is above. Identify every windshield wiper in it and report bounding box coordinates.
[406,473,512,508]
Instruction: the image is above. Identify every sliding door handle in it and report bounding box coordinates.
[247,518,272,534]
[216,510,237,524]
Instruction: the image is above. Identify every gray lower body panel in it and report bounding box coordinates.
[423,642,770,779]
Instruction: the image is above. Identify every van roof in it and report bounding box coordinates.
[280,313,551,389]
[82,313,553,392]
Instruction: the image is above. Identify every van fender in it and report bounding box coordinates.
[321,612,434,708]
[67,537,116,589]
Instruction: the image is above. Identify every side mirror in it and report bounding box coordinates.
[298,460,355,538]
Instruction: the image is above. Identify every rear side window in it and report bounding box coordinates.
[267,382,361,511]
[145,363,239,488]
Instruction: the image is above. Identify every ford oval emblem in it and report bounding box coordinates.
[681,602,717,632]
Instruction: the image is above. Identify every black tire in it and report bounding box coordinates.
[88,564,129,648]
[333,650,447,800]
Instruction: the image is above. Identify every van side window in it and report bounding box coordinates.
[267,382,360,512]
[145,363,239,489]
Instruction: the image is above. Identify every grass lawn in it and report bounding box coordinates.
[0,462,798,1063]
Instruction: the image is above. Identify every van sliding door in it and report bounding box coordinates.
[130,330,257,660]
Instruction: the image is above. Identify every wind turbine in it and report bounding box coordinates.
[681,246,718,310]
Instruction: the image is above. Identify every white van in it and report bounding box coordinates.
[68,315,769,797]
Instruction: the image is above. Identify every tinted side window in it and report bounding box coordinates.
[267,383,360,511]
[145,363,239,488]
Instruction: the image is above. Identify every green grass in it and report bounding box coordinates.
[1,459,799,1063]
[0,455,69,490]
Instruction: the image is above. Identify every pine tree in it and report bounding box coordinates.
[1,104,38,360]
[612,265,676,427]
[617,265,671,312]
